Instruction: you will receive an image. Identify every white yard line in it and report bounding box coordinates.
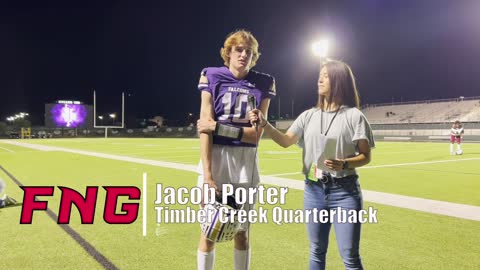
[2,140,480,221]
[358,158,480,169]
[0,146,14,153]
[267,172,303,177]
[266,157,480,175]
[261,157,299,161]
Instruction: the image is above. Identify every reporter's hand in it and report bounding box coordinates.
[324,159,345,172]
[248,109,267,127]
[197,118,216,133]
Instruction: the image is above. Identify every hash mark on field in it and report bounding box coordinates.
[155,225,168,237]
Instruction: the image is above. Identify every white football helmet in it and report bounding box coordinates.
[200,195,242,242]
[0,178,5,195]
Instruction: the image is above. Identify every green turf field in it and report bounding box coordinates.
[1,138,479,269]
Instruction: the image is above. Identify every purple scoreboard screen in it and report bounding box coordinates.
[45,103,93,128]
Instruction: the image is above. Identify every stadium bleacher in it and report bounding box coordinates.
[362,97,480,124]
[272,97,480,141]
[360,97,480,140]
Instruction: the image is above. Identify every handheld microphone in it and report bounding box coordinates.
[248,94,258,130]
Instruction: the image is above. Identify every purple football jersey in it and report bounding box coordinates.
[198,66,276,147]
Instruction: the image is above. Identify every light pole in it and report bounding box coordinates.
[188,113,193,126]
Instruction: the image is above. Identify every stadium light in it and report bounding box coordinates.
[311,39,329,58]
[6,112,29,123]
[98,116,103,120]
[109,113,116,124]
[93,91,125,138]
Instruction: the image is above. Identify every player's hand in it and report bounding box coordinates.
[204,178,218,192]
[324,159,344,172]
[248,109,267,127]
[201,177,219,207]
[197,118,216,133]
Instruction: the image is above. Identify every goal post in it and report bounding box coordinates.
[93,91,125,138]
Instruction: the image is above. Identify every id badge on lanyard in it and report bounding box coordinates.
[307,162,325,182]
[307,134,329,182]
[306,109,339,182]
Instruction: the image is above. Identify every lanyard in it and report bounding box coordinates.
[320,109,339,136]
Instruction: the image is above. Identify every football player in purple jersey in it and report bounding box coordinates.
[196,29,275,270]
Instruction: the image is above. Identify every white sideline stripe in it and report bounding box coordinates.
[0,142,55,152]
[3,140,480,222]
[361,190,480,222]
[0,146,14,153]
[1,141,198,172]
[260,176,480,222]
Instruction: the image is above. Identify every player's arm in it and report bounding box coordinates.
[198,77,218,191]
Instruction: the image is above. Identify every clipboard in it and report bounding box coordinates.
[316,137,337,174]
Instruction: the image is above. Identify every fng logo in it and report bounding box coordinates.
[20,186,141,224]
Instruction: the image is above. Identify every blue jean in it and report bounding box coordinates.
[304,176,364,270]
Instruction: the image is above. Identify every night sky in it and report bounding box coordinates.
[1,0,480,126]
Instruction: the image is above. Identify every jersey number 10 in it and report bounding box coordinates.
[218,92,252,124]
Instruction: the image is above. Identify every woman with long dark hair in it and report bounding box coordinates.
[250,60,374,270]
